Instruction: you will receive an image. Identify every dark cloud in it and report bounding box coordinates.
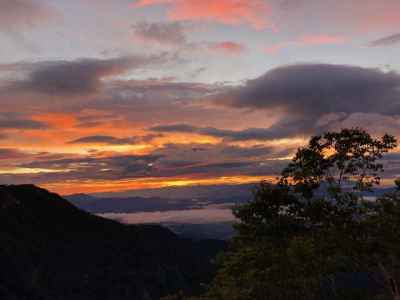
[22,154,161,169]
[132,21,187,45]
[143,142,291,178]
[0,114,47,129]
[17,154,163,183]
[154,143,283,160]
[369,32,400,47]
[150,159,285,180]
[68,135,137,145]
[151,120,316,140]
[202,63,400,138]
[2,55,168,97]
[322,113,400,137]
[2,141,289,185]
[0,148,27,160]
[221,64,400,116]
[68,133,163,146]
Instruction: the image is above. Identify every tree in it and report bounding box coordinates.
[367,183,400,300]
[195,128,398,300]
[281,128,396,197]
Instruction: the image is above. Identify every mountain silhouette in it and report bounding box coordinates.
[0,185,224,300]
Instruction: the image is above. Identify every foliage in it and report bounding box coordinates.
[281,128,396,197]
[189,128,400,300]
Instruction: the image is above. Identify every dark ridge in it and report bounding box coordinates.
[0,185,225,300]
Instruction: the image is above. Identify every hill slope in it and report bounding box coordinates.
[0,185,224,300]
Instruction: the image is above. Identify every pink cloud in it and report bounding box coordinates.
[133,0,272,29]
[339,1,400,32]
[209,41,246,55]
[134,0,172,5]
[264,34,347,54]
[264,42,290,55]
[0,0,58,32]
[275,1,400,34]
[297,35,346,46]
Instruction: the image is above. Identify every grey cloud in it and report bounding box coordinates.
[323,113,400,136]
[105,79,220,97]
[78,79,227,128]
[0,114,47,129]
[139,133,164,142]
[2,55,168,97]
[154,143,284,161]
[5,141,289,184]
[68,135,137,145]
[156,160,286,179]
[68,134,163,145]
[151,124,197,133]
[132,21,187,45]
[22,154,161,170]
[221,64,400,116]
[369,32,400,47]
[203,63,400,138]
[151,120,316,140]
[17,154,164,183]
[0,159,281,186]
[0,148,26,160]
[144,142,292,178]
[178,161,256,172]
[141,159,285,180]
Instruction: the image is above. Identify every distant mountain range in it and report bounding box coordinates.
[66,193,233,213]
[0,185,225,300]
[79,183,257,201]
[13,181,381,240]
[65,183,396,241]
[65,184,256,240]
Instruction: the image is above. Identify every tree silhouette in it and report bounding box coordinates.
[188,128,400,300]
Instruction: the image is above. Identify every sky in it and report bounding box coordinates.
[1,0,400,195]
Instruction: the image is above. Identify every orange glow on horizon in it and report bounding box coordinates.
[41,175,277,195]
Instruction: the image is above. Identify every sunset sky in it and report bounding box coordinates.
[1,0,400,195]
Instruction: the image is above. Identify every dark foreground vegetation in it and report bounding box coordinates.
[2,128,400,300]
[165,128,400,300]
[0,185,224,300]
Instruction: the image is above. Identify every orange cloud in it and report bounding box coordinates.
[209,41,246,55]
[133,0,272,29]
[32,113,77,128]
